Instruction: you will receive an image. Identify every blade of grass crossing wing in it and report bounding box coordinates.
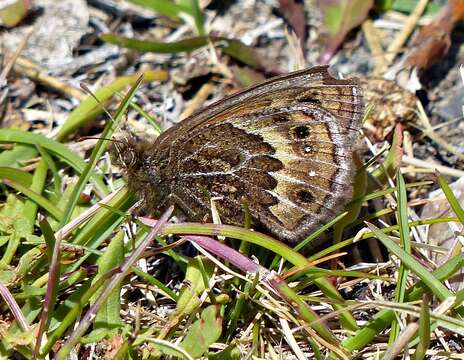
[59,76,144,227]
[296,212,349,252]
[389,171,412,345]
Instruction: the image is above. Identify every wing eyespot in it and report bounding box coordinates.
[303,144,313,154]
[296,190,314,203]
[294,125,311,139]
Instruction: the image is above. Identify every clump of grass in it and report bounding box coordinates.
[2,0,464,357]
[1,75,464,360]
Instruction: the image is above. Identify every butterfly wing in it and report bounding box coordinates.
[155,65,363,243]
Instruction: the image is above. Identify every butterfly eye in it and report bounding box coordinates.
[113,142,125,165]
[127,152,136,168]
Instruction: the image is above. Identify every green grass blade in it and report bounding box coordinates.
[101,33,210,53]
[0,129,108,196]
[180,305,223,357]
[367,223,452,301]
[0,166,32,187]
[101,34,265,70]
[36,145,61,196]
[55,70,168,142]
[343,252,464,352]
[34,219,62,357]
[389,170,412,344]
[82,231,125,343]
[436,171,464,224]
[413,295,430,360]
[128,0,187,20]
[3,179,63,221]
[158,222,358,331]
[179,0,205,35]
[59,76,144,226]
[55,207,173,360]
[0,144,37,167]
[269,212,348,270]
[369,125,403,191]
[42,272,111,355]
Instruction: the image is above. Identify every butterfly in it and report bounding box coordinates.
[112,65,363,243]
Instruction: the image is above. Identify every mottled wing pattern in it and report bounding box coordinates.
[154,66,363,242]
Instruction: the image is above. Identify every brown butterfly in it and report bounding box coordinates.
[112,65,363,243]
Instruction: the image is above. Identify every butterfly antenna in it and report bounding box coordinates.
[80,82,117,129]
[79,136,126,144]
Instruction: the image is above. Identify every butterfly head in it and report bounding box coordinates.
[109,133,160,184]
[109,131,170,216]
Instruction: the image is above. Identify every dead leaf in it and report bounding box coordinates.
[317,0,374,63]
[278,0,307,53]
[0,0,30,27]
[406,0,464,70]
[359,77,418,141]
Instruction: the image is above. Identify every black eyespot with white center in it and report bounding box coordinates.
[294,125,310,139]
[296,190,314,203]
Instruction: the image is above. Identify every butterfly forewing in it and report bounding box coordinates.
[121,66,363,243]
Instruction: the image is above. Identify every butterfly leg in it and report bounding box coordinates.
[165,192,200,220]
